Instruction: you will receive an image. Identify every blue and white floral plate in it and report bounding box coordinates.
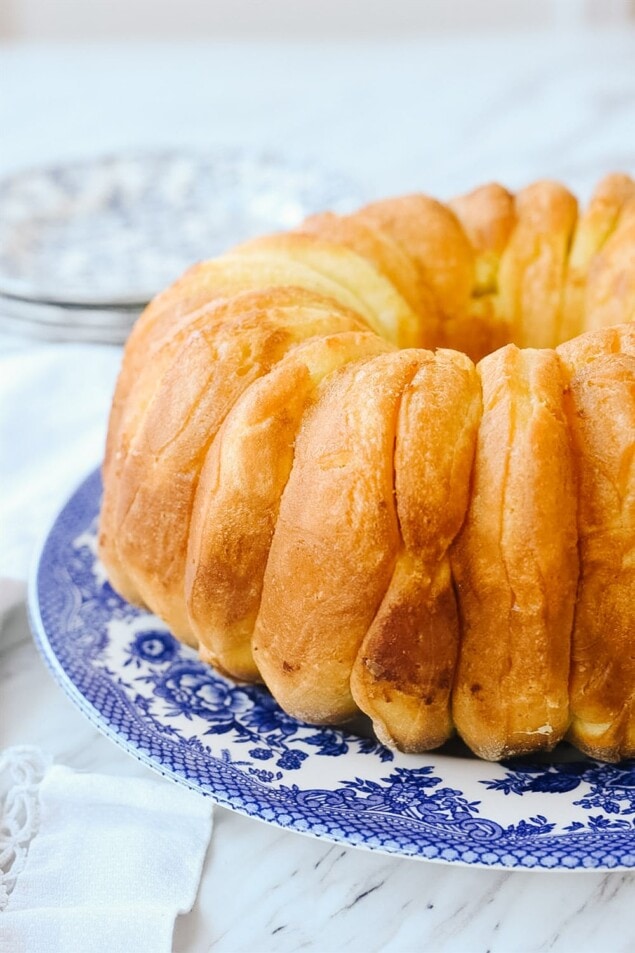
[29,470,635,871]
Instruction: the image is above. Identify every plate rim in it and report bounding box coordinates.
[28,467,635,873]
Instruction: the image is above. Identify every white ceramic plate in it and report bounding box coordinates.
[29,470,635,871]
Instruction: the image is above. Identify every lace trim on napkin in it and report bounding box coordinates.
[0,746,50,910]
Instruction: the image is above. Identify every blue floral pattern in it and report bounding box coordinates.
[154,662,252,722]
[29,469,635,870]
[483,761,635,836]
[127,630,179,667]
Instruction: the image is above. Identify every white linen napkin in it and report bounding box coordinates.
[0,746,213,953]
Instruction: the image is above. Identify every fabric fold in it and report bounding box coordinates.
[1,748,213,953]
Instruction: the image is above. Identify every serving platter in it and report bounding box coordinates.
[29,469,635,871]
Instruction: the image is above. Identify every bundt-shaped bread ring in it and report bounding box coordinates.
[100,174,635,762]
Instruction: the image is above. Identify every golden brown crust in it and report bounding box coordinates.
[450,183,516,294]
[102,248,382,467]
[186,330,392,680]
[233,232,421,348]
[497,181,578,349]
[447,183,516,361]
[557,327,635,760]
[561,173,635,342]
[298,211,438,346]
[106,295,366,640]
[557,321,635,372]
[350,350,481,751]
[99,178,635,762]
[356,194,475,332]
[451,345,578,760]
[252,350,428,723]
[100,286,352,605]
[585,196,635,333]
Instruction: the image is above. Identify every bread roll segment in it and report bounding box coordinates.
[234,232,421,347]
[585,195,635,332]
[560,173,635,342]
[557,326,635,761]
[357,195,475,324]
[448,183,517,362]
[186,330,392,681]
[100,287,362,603]
[252,350,427,724]
[110,296,368,640]
[451,345,579,760]
[557,321,635,373]
[104,255,377,456]
[450,183,517,296]
[497,181,578,349]
[350,350,481,752]
[298,211,439,346]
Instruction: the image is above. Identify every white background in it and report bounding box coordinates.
[2,0,635,39]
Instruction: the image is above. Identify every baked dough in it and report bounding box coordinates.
[557,325,635,761]
[451,345,578,759]
[100,175,635,761]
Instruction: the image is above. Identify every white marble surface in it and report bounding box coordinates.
[1,30,635,953]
